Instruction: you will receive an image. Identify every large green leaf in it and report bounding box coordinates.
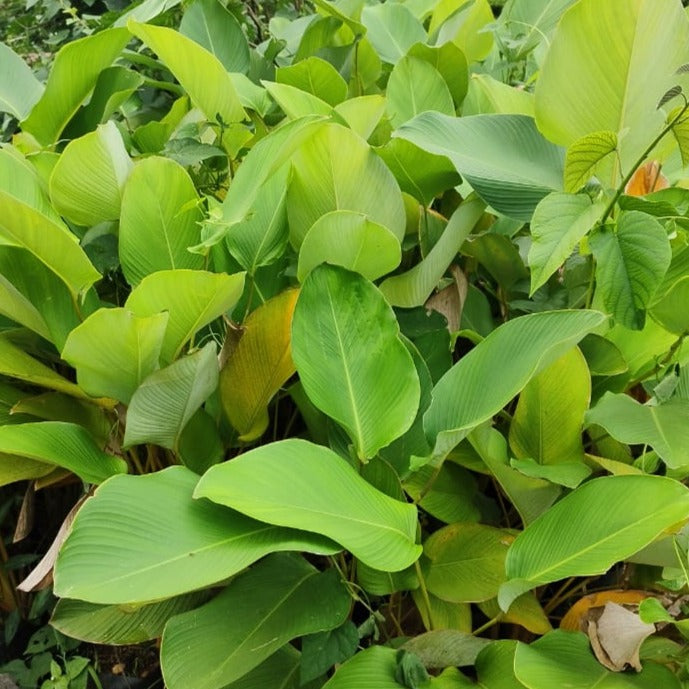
[563,131,618,193]
[126,269,245,364]
[585,392,689,469]
[500,475,689,609]
[387,56,454,128]
[297,211,401,282]
[396,114,564,221]
[509,348,590,465]
[514,630,680,689]
[534,0,689,173]
[0,456,54,489]
[0,422,125,484]
[119,157,205,286]
[62,308,169,404]
[590,211,672,330]
[0,191,101,298]
[292,265,420,459]
[161,553,350,689]
[286,123,406,247]
[322,646,403,689]
[0,42,43,119]
[49,121,133,226]
[129,21,246,124]
[379,197,485,308]
[407,42,468,107]
[424,310,606,458]
[361,3,427,65]
[424,523,514,603]
[179,0,250,74]
[220,289,298,442]
[22,28,130,145]
[195,439,422,571]
[277,57,348,106]
[54,466,338,603]
[51,593,208,645]
[124,342,218,450]
[463,74,535,116]
[528,193,605,294]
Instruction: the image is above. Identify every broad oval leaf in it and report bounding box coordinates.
[129,21,246,124]
[585,392,689,469]
[564,131,618,193]
[501,475,689,609]
[396,113,564,221]
[54,466,338,603]
[62,308,169,404]
[220,289,298,442]
[119,157,205,286]
[194,439,422,572]
[180,0,250,74]
[298,211,401,282]
[534,0,689,174]
[379,197,485,308]
[0,41,43,120]
[126,269,245,364]
[277,56,348,106]
[124,342,219,450]
[49,121,133,226]
[361,3,427,65]
[51,593,209,645]
[286,123,406,247]
[161,553,350,689]
[21,28,129,145]
[528,192,605,294]
[292,264,420,459]
[590,211,672,330]
[424,310,606,458]
[0,422,126,484]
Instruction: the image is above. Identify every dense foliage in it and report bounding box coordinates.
[3,0,689,687]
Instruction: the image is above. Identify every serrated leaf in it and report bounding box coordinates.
[564,131,617,193]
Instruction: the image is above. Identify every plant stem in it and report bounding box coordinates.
[413,559,434,631]
[473,614,503,636]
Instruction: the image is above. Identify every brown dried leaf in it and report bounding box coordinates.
[624,160,669,196]
[425,265,468,333]
[12,484,34,543]
[560,589,650,631]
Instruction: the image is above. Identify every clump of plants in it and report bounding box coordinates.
[3,0,689,687]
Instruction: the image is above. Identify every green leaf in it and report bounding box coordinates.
[650,275,689,334]
[425,310,606,458]
[387,56,454,129]
[161,553,350,689]
[564,131,618,193]
[129,21,246,124]
[292,265,420,459]
[126,269,245,364]
[361,3,427,64]
[334,95,387,140]
[379,197,485,308]
[407,42,468,107]
[534,0,689,174]
[376,136,461,206]
[301,623,359,684]
[62,308,169,404]
[509,348,590,465]
[424,523,514,603]
[578,334,627,376]
[298,211,401,282]
[323,646,403,689]
[49,121,133,226]
[669,105,689,167]
[0,422,125,484]
[219,646,308,689]
[402,631,490,669]
[585,392,689,469]
[54,466,338,604]
[590,211,672,330]
[0,191,101,298]
[509,458,590,489]
[286,123,406,247]
[124,342,218,450]
[195,439,422,572]
[262,81,333,119]
[0,456,54,489]
[528,193,605,294]
[0,42,43,120]
[475,640,524,689]
[180,0,250,73]
[219,289,298,441]
[513,630,680,689]
[434,0,495,64]
[50,593,209,645]
[277,57,348,106]
[500,475,689,609]
[0,335,87,399]
[463,74,535,116]
[119,157,205,286]
[21,28,129,145]
[396,114,564,221]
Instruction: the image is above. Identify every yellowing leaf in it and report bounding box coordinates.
[220,289,298,441]
[624,161,669,196]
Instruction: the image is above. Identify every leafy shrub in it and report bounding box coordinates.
[3,0,689,687]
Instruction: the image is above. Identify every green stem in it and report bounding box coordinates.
[414,559,434,631]
[473,614,503,636]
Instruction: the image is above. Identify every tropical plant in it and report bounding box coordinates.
[3,0,689,687]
